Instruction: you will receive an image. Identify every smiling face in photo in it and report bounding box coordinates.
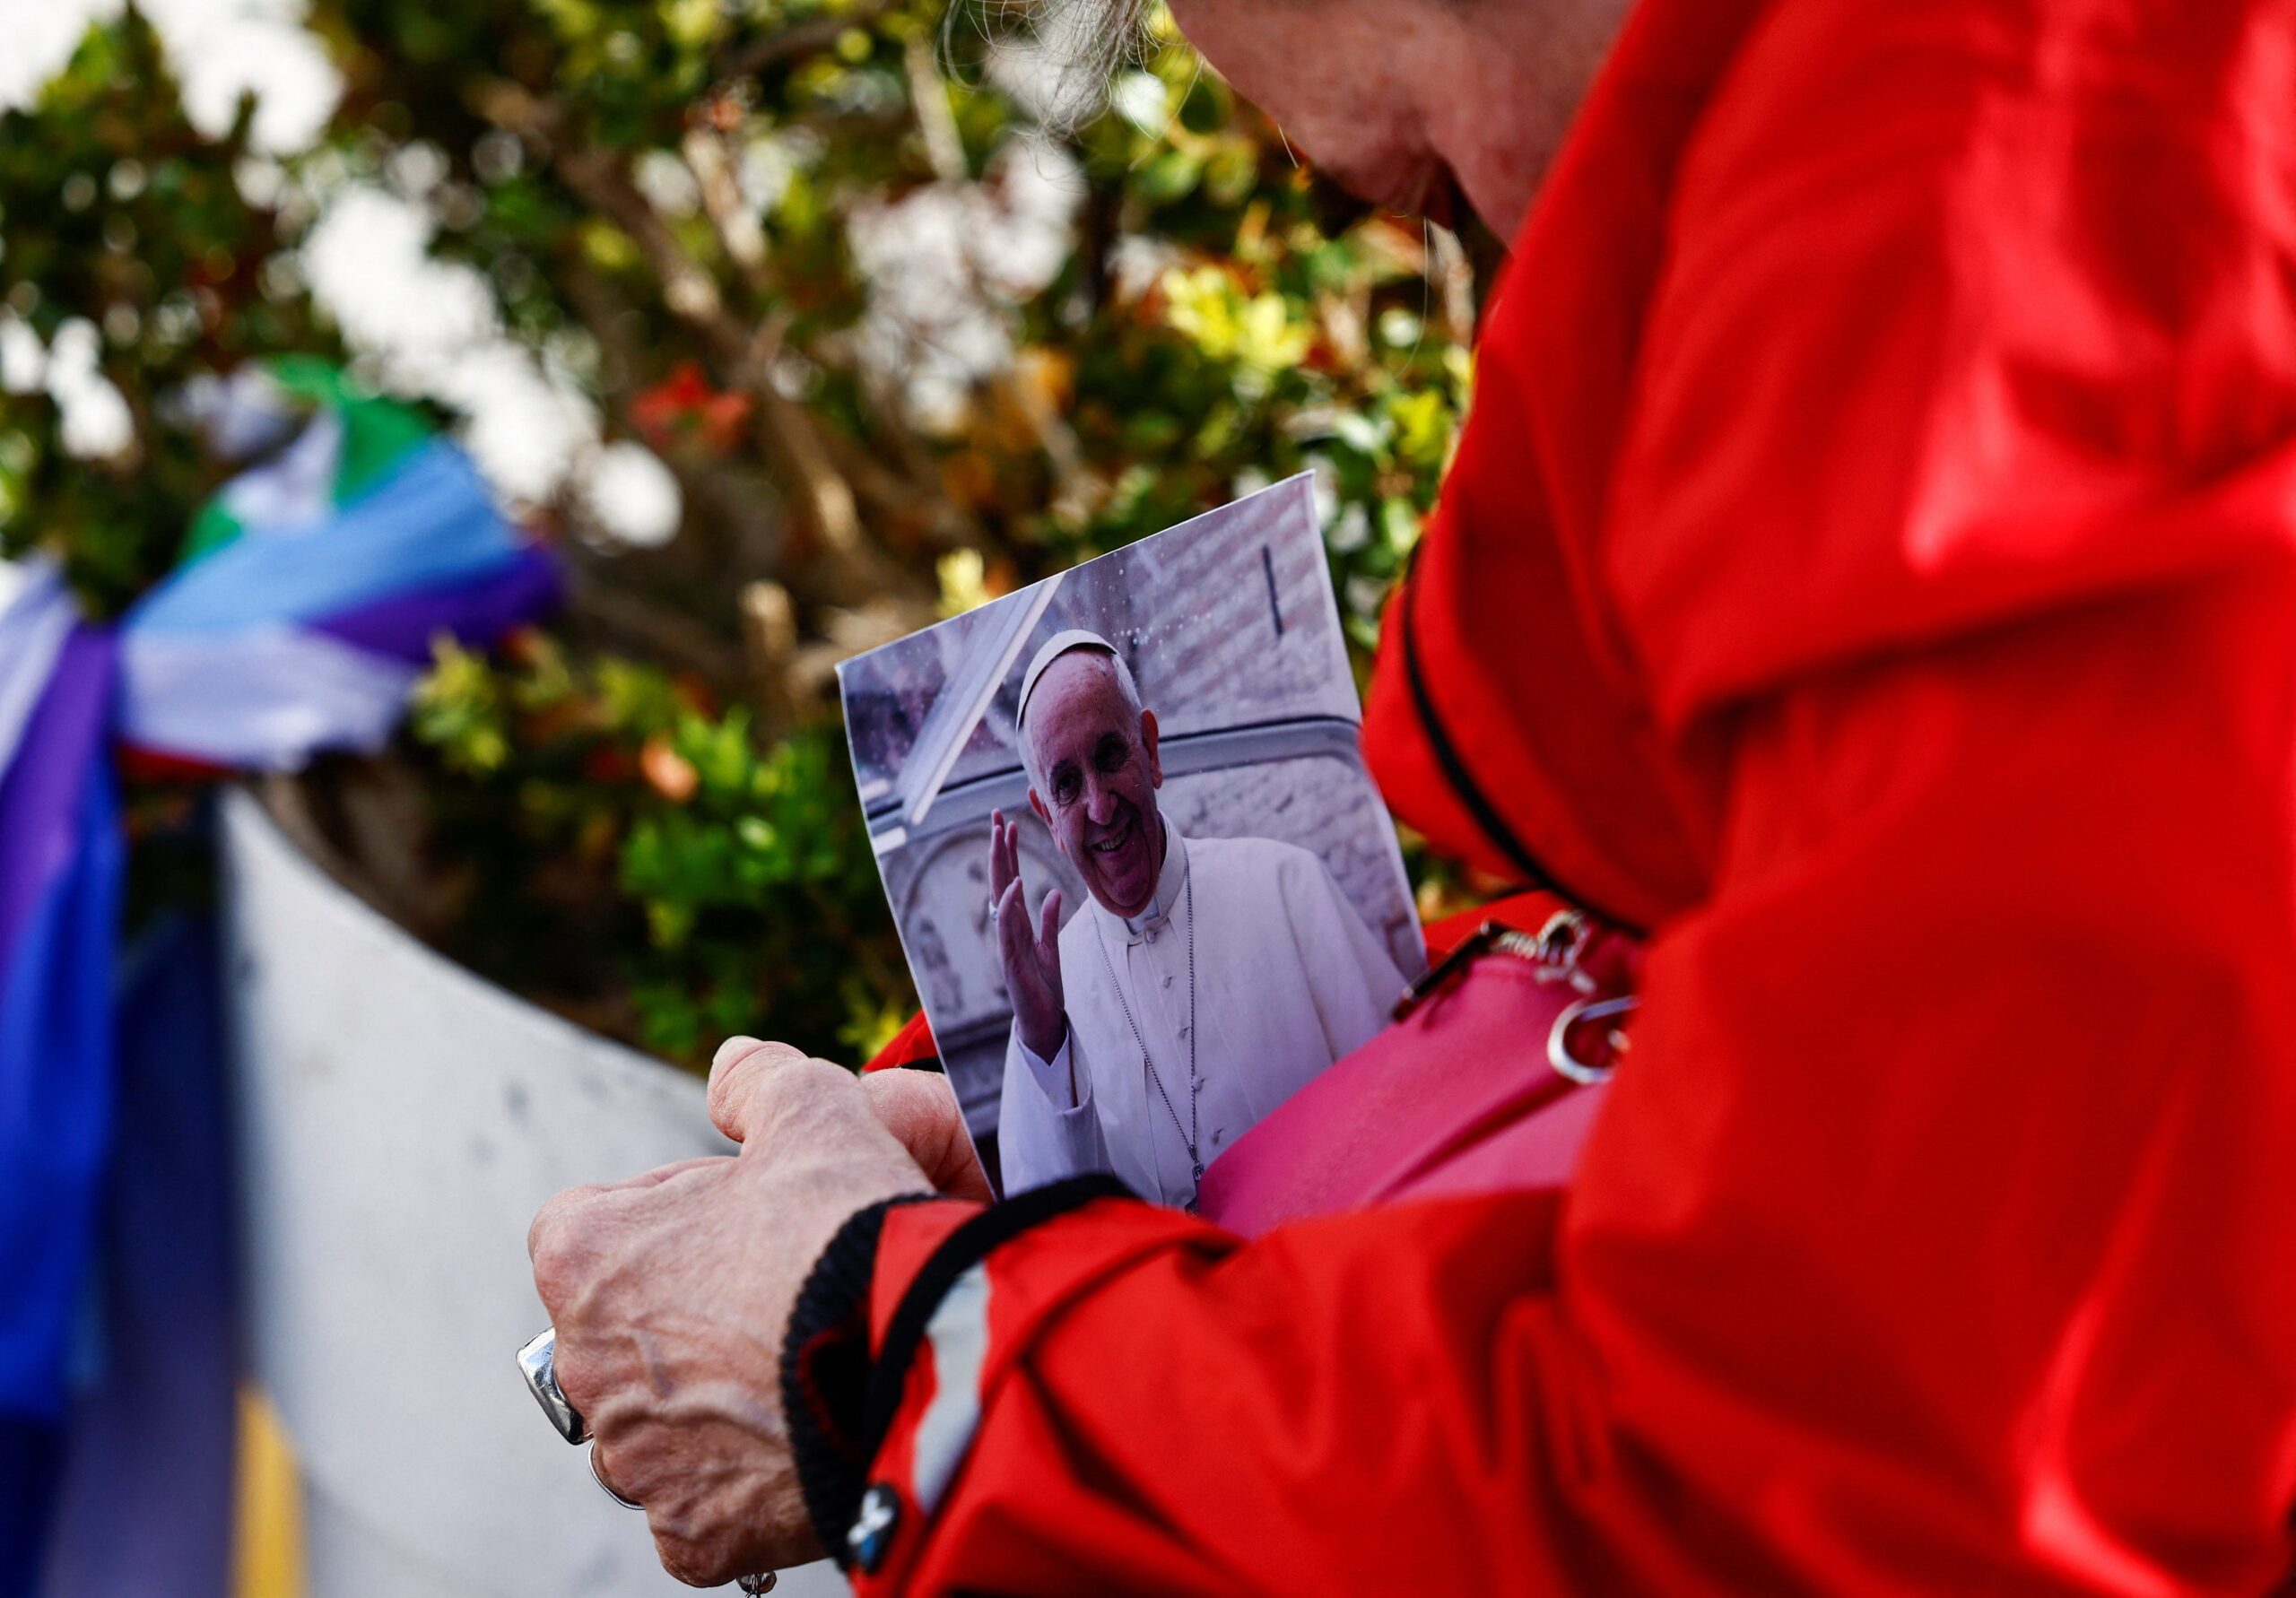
[1023,652,1167,918]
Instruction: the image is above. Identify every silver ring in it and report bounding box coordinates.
[517,1327,587,1444]
[738,1577,778,1594]
[987,894,999,922]
[590,1441,642,1510]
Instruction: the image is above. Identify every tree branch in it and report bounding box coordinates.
[490,97,903,598]
[556,257,786,578]
[715,2,896,83]
[561,551,750,686]
[556,149,879,580]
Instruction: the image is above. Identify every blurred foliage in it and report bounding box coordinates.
[0,0,1483,1068]
[0,9,332,615]
[410,630,904,1060]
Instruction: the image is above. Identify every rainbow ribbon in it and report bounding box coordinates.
[0,367,555,1590]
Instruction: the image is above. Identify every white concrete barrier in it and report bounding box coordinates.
[220,787,848,1598]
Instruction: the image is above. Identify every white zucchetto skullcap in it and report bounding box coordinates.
[1015,629,1121,732]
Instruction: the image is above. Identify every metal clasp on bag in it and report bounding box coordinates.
[1393,908,1637,1083]
[1548,994,1634,1084]
[1392,910,1596,1021]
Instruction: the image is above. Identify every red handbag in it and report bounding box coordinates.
[1196,906,1639,1237]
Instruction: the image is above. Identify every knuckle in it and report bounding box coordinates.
[762,1055,856,1115]
[527,1202,597,1300]
[526,1195,566,1263]
[796,1053,862,1091]
[702,1038,813,1125]
[589,1435,623,1490]
[761,1060,874,1144]
[706,1038,807,1112]
[592,1431,662,1506]
[651,1524,729,1589]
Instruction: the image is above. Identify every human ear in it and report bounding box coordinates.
[1028,787,1060,847]
[1140,709,1162,787]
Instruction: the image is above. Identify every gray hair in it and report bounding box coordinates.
[957,0,1158,130]
[1017,644,1146,794]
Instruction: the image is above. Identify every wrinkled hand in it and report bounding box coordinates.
[989,809,1065,1061]
[861,1067,995,1204]
[527,1039,930,1586]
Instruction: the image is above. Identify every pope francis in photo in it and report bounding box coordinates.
[990,630,1406,1208]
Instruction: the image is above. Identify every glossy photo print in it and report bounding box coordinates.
[838,474,1426,1208]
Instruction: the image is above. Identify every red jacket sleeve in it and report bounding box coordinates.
[850,1188,1605,1596]
[827,3,2296,1592]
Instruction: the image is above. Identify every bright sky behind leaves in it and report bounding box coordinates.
[0,0,674,542]
[0,0,1079,549]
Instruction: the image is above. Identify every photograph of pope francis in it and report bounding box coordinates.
[839,473,1426,1205]
[989,630,1406,1208]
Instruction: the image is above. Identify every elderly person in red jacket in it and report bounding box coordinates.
[528,0,2296,1590]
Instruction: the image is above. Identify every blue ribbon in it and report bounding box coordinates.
[0,421,554,1590]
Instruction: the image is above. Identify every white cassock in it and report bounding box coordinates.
[998,824,1408,1205]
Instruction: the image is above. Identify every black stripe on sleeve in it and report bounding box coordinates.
[858,1174,1137,1459]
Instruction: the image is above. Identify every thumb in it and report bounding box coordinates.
[707,1036,810,1143]
[1038,888,1064,963]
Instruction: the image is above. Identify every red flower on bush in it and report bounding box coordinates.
[630,361,753,455]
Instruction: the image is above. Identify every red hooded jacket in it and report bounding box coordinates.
[803,0,2296,1589]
